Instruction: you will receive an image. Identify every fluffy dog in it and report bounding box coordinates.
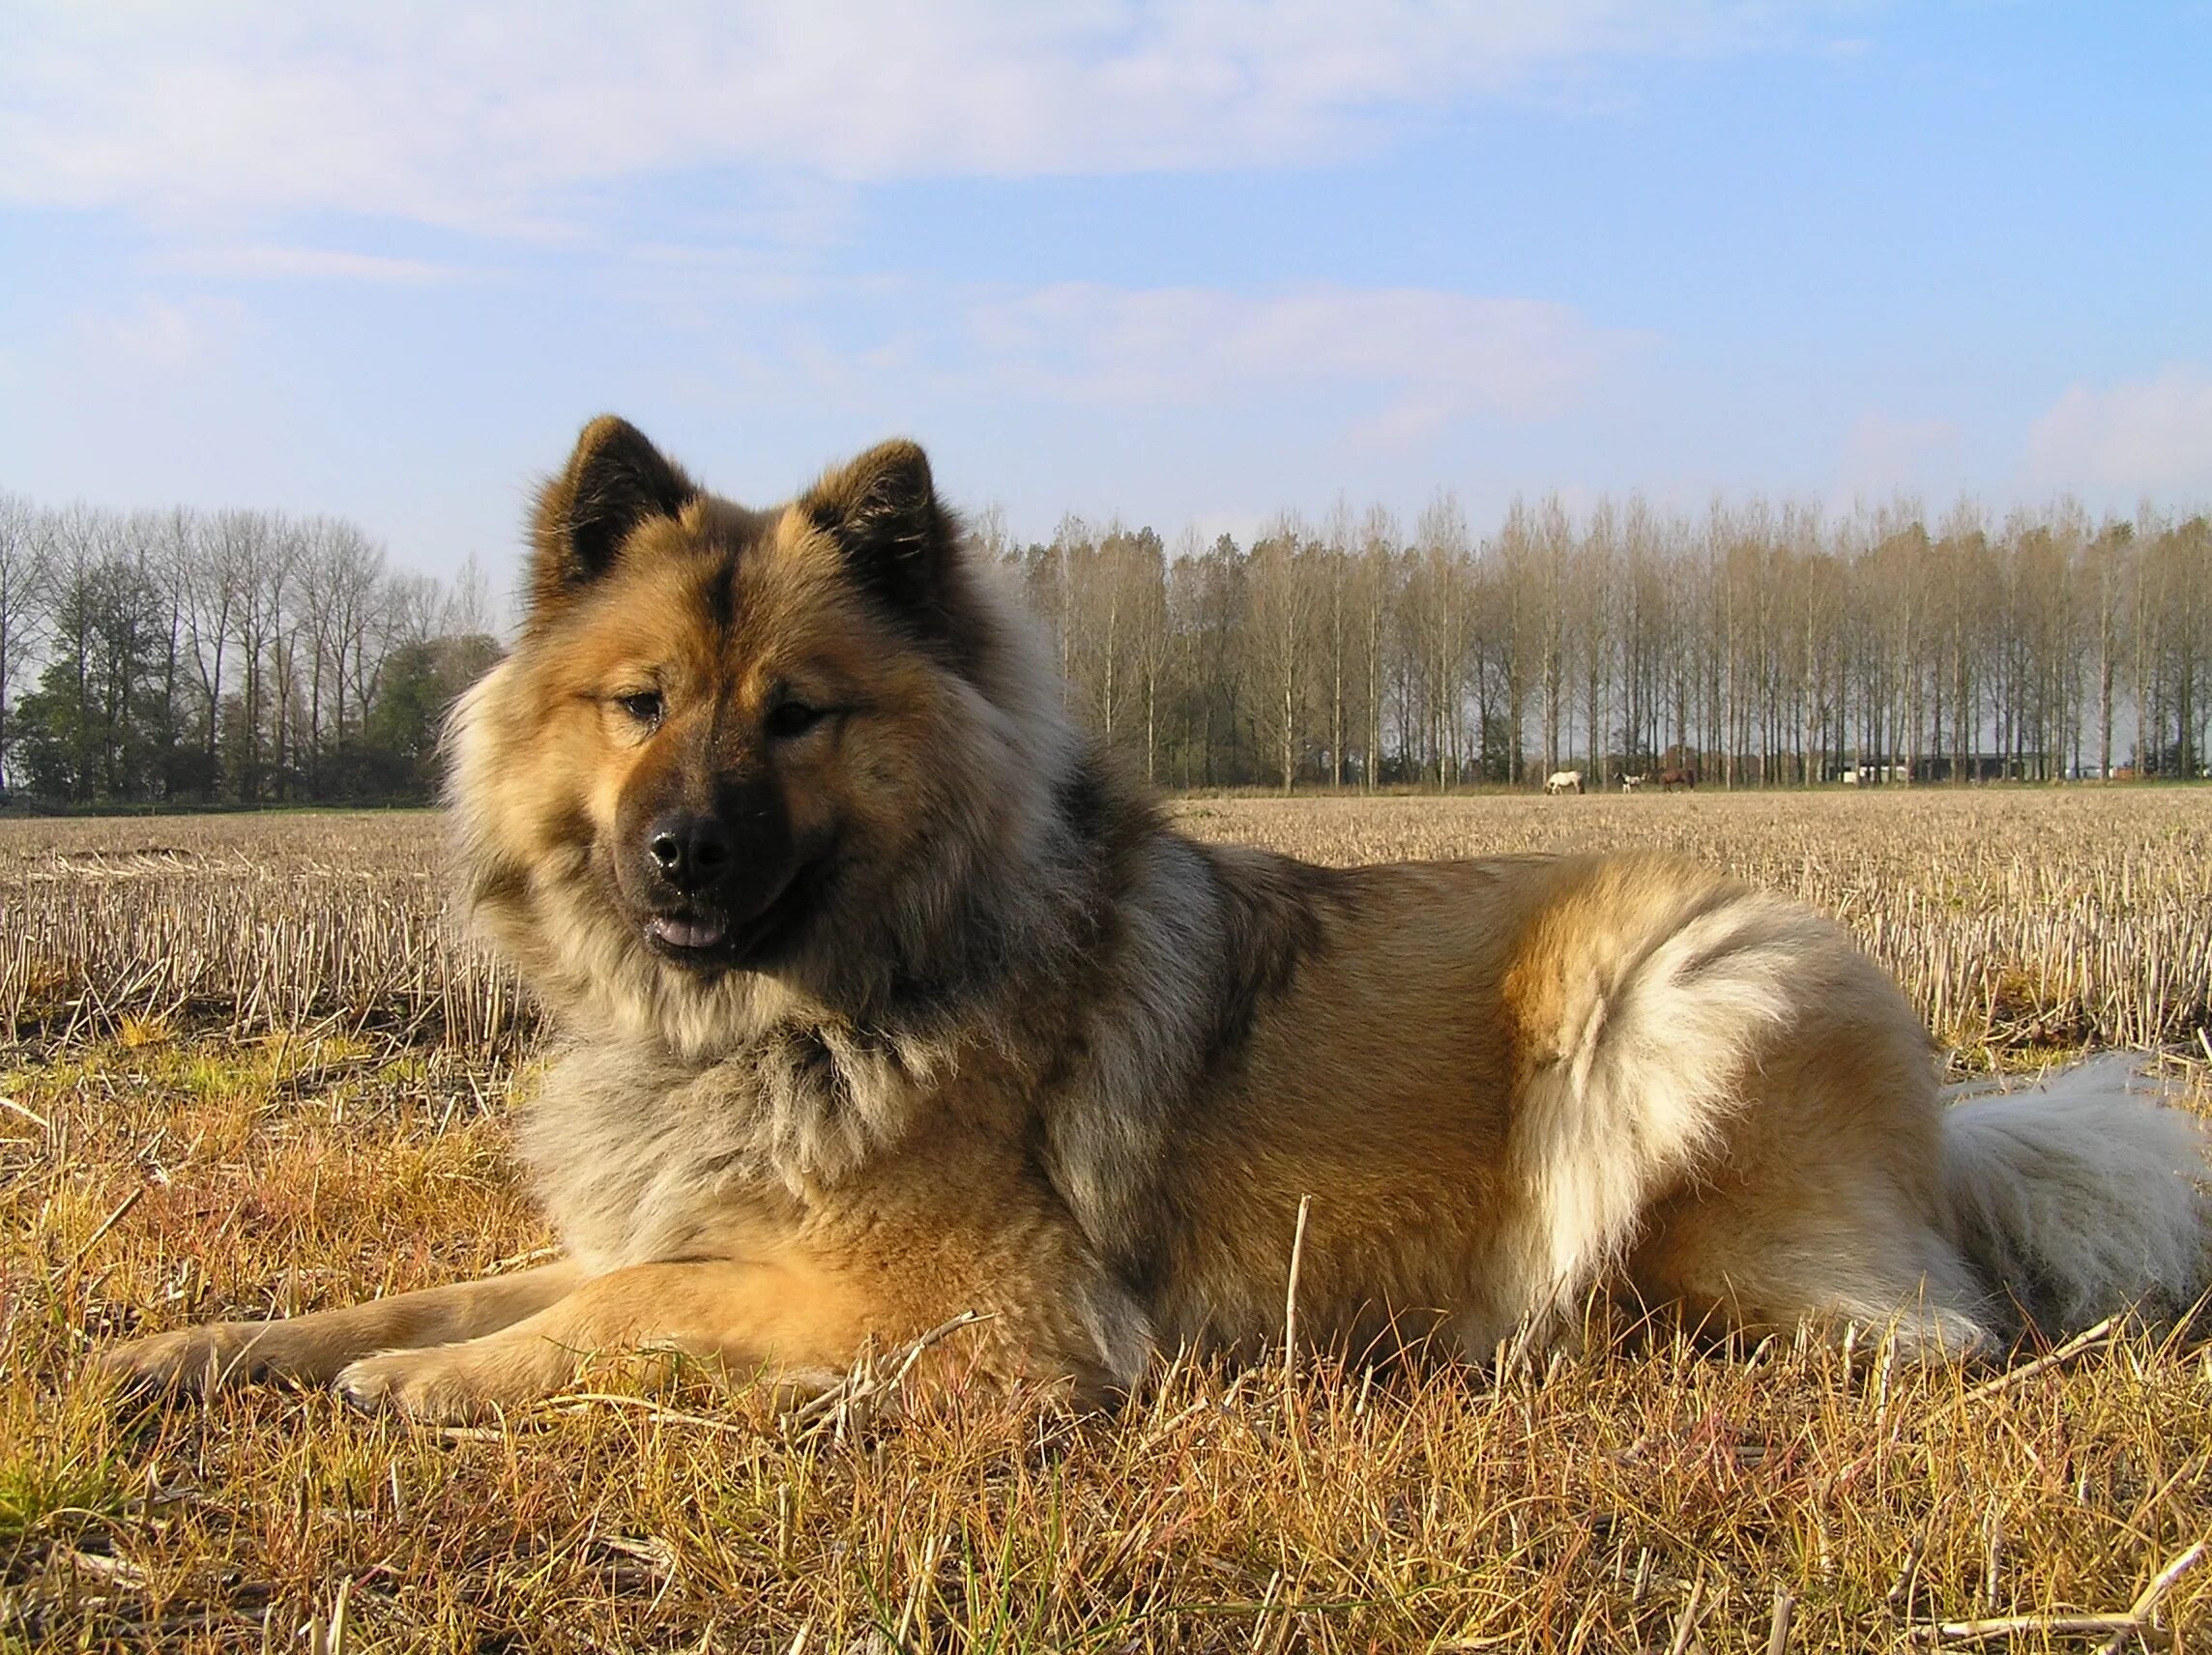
[103,419,2212,1419]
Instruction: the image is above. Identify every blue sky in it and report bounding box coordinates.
[3,2,2208,599]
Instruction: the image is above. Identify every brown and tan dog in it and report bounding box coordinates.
[102,419,2212,1420]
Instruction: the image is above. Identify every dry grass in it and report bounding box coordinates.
[3,791,2210,1650]
[7,789,2209,1061]
[0,813,525,1053]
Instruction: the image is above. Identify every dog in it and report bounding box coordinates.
[102,418,2212,1421]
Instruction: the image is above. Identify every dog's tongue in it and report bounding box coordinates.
[650,915,728,950]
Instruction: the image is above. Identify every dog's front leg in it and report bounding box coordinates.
[333,1257,891,1422]
[98,1262,587,1397]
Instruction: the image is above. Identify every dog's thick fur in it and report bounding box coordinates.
[103,420,2212,1420]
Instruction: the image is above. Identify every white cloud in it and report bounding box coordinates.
[964,282,1643,433]
[1840,410,1963,497]
[70,295,245,374]
[0,1,1818,228]
[2025,365,2212,493]
[159,245,466,284]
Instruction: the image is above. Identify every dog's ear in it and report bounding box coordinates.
[800,439,958,626]
[528,416,697,616]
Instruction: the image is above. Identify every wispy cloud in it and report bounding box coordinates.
[1840,410,1964,499]
[965,282,1644,436]
[159,245,469,284]
[70,295,246,373]
[2025,365,2212,494]
[0,1,1822,230]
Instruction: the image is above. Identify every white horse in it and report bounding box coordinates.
[1544,769,1585,796]
[1620,772,1647,793]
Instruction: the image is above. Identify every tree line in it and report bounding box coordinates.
[0,492,497,805]
[3,485,2205,807]
[991,494,2210,791]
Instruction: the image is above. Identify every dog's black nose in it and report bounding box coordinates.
[646,812,731,894]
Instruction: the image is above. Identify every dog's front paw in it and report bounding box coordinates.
[95,1322,268,1398]
[335,1349,509,1424]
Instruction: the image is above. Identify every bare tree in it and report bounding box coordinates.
[0,492,50,792]
[1533,493,1571,778]
[215,510,294,800]
[1247,515,1314,793]
[1357,508,1398,789]
[1575,499,1617,784]
[1114,527,1170,783]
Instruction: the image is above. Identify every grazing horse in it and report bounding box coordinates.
[1544,769,1585,796]
[1620,772,1647,793]
[1657,767,1697,792]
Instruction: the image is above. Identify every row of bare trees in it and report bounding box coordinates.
[5,484,2203,806]
[995,495,2211,791]
[0,493,496,804]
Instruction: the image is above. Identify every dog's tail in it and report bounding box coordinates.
[1940,1056,2211,1336]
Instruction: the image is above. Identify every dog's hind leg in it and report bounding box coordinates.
[1629,1184,1997,1360]
[1618,1031,2004,1360]
[97,1262,586,1398]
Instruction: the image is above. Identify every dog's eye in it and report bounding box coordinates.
[617,691,664,729]
[765,701,825,740]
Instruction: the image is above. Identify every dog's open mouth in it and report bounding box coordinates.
[646,914,728,951]
[640,857,829,970]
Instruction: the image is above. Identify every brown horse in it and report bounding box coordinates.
[1657,767,1698,792]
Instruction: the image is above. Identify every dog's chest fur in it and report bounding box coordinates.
[516,835,1324,1296]
[520,1024,939,1271]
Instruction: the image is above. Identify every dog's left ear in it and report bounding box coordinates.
[800,439,957,624]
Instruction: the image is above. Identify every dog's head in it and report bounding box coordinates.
[447,418,1079,1053]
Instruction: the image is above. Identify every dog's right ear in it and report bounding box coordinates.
[528,416,697,616]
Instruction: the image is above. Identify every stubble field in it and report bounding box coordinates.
[2,789,2209,1651]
